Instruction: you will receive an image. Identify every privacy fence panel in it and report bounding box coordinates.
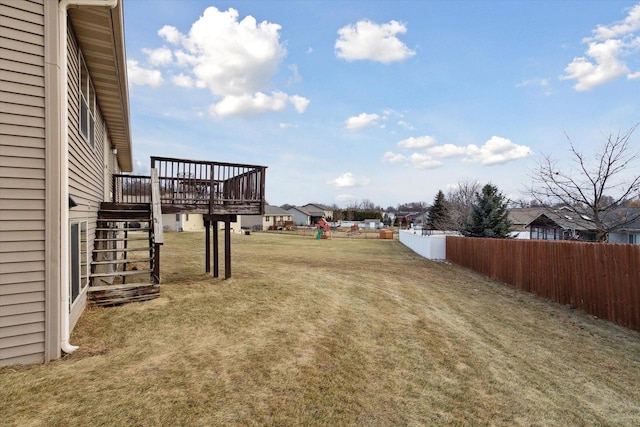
[446,237,640,332]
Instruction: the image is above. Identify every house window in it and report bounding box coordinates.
[70,221,88,305]
[266,216,270,222]
[79,53,96,148]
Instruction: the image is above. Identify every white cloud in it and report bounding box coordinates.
[158,25,184,44]
[326,173,370,188]
[382,151,406,164]
[562,39,630,91]
[290,95,310,113]
[209,91,308,117]
[397,120,415,130]
[288,64,302,84]
[327,172,356,188]
[150,6,307,117]
[563,5,640,91]
[143,46,173,66]
[279,123,295,129]
[427,143,467,158]
[172,73,194,88]
[587,4,640,42]
[516,78,552,95]
[346,113,380,130]
[410,153,442,169]
[127,60,164,87]
[628,70,640,79]
[383,135,531,171]
[335,19,416,63]
[462,136,532,165]
[398,135,437,149]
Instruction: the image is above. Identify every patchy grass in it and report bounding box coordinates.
[2,231,640,426]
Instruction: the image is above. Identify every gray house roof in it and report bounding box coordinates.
[287,206,311,215]
[265,205,290,215]
[300,204,325,217]
[526,206,640,233]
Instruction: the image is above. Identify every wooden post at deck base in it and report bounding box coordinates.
[153,243,161,284]
[204,214,236,279]
[225,216,231,279]
[204,219,210,273]
[213,221,219,278]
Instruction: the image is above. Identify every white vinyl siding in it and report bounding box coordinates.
[0,0,46,366]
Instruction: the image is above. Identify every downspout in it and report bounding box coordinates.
[58,0,118,355]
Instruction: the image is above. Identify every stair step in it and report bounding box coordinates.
[90,269,153,278]
[101,202,150,210]
[88,283,160,307]
[99,212,151,220]
[96,227,152,232]
[89,282,157,292]
[94,237,150,242]
[97,219,151,223]
[93,247,152,253]
[92,258,152,265]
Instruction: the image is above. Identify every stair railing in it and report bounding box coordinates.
[150,168,164,284]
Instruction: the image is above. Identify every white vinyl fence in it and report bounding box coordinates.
[399,230,448,260]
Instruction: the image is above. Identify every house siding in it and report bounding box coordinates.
[66,24,108,328]
[0,0,47,365]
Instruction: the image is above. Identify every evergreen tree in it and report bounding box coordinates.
[428,190,449,230]
[462,184,512,238]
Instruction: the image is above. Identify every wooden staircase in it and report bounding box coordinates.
[88,202,160,306]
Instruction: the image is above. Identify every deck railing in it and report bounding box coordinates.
[112,174,151,204]
[151,156,266,215]
[112,157,266,215]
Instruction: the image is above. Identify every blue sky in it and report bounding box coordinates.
[123,1,640,208]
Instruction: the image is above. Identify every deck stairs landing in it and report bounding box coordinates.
[88,202,160,306]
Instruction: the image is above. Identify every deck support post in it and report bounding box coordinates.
[153,243,161,285]
[213,221,219,278]
[204,219,211,273]
[225,216,231,279]
[204,214,235,279]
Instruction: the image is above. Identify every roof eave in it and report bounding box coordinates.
[68,2,133,171]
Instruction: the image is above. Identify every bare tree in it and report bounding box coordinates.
[530,124,640,241]
[446,179,482,231]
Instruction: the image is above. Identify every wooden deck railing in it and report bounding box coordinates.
[113,157,267,216]
[112,174,152,204]
[150,156,266,215]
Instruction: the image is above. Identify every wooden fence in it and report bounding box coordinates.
[446,236,640,332]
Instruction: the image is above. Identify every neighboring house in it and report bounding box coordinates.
[601,207,640,244]
[1,1,132,365]
[301,203,333,223]
[161,213,241,233]
[520,206,640,244]
[162,213,205,232]
[508,207,546,239]
[412,212,429,226]
[242,205,292,230]
[527,209,597,241]
[287,206,311,226]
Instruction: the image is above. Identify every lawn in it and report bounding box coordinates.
[2,231,640,426]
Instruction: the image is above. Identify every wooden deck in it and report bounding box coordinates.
[113,156,267,215]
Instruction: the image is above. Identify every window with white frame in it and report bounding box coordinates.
[79,53,96,148]
[70,221,89,304]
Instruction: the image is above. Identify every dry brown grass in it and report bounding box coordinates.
[2,231,640,426]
